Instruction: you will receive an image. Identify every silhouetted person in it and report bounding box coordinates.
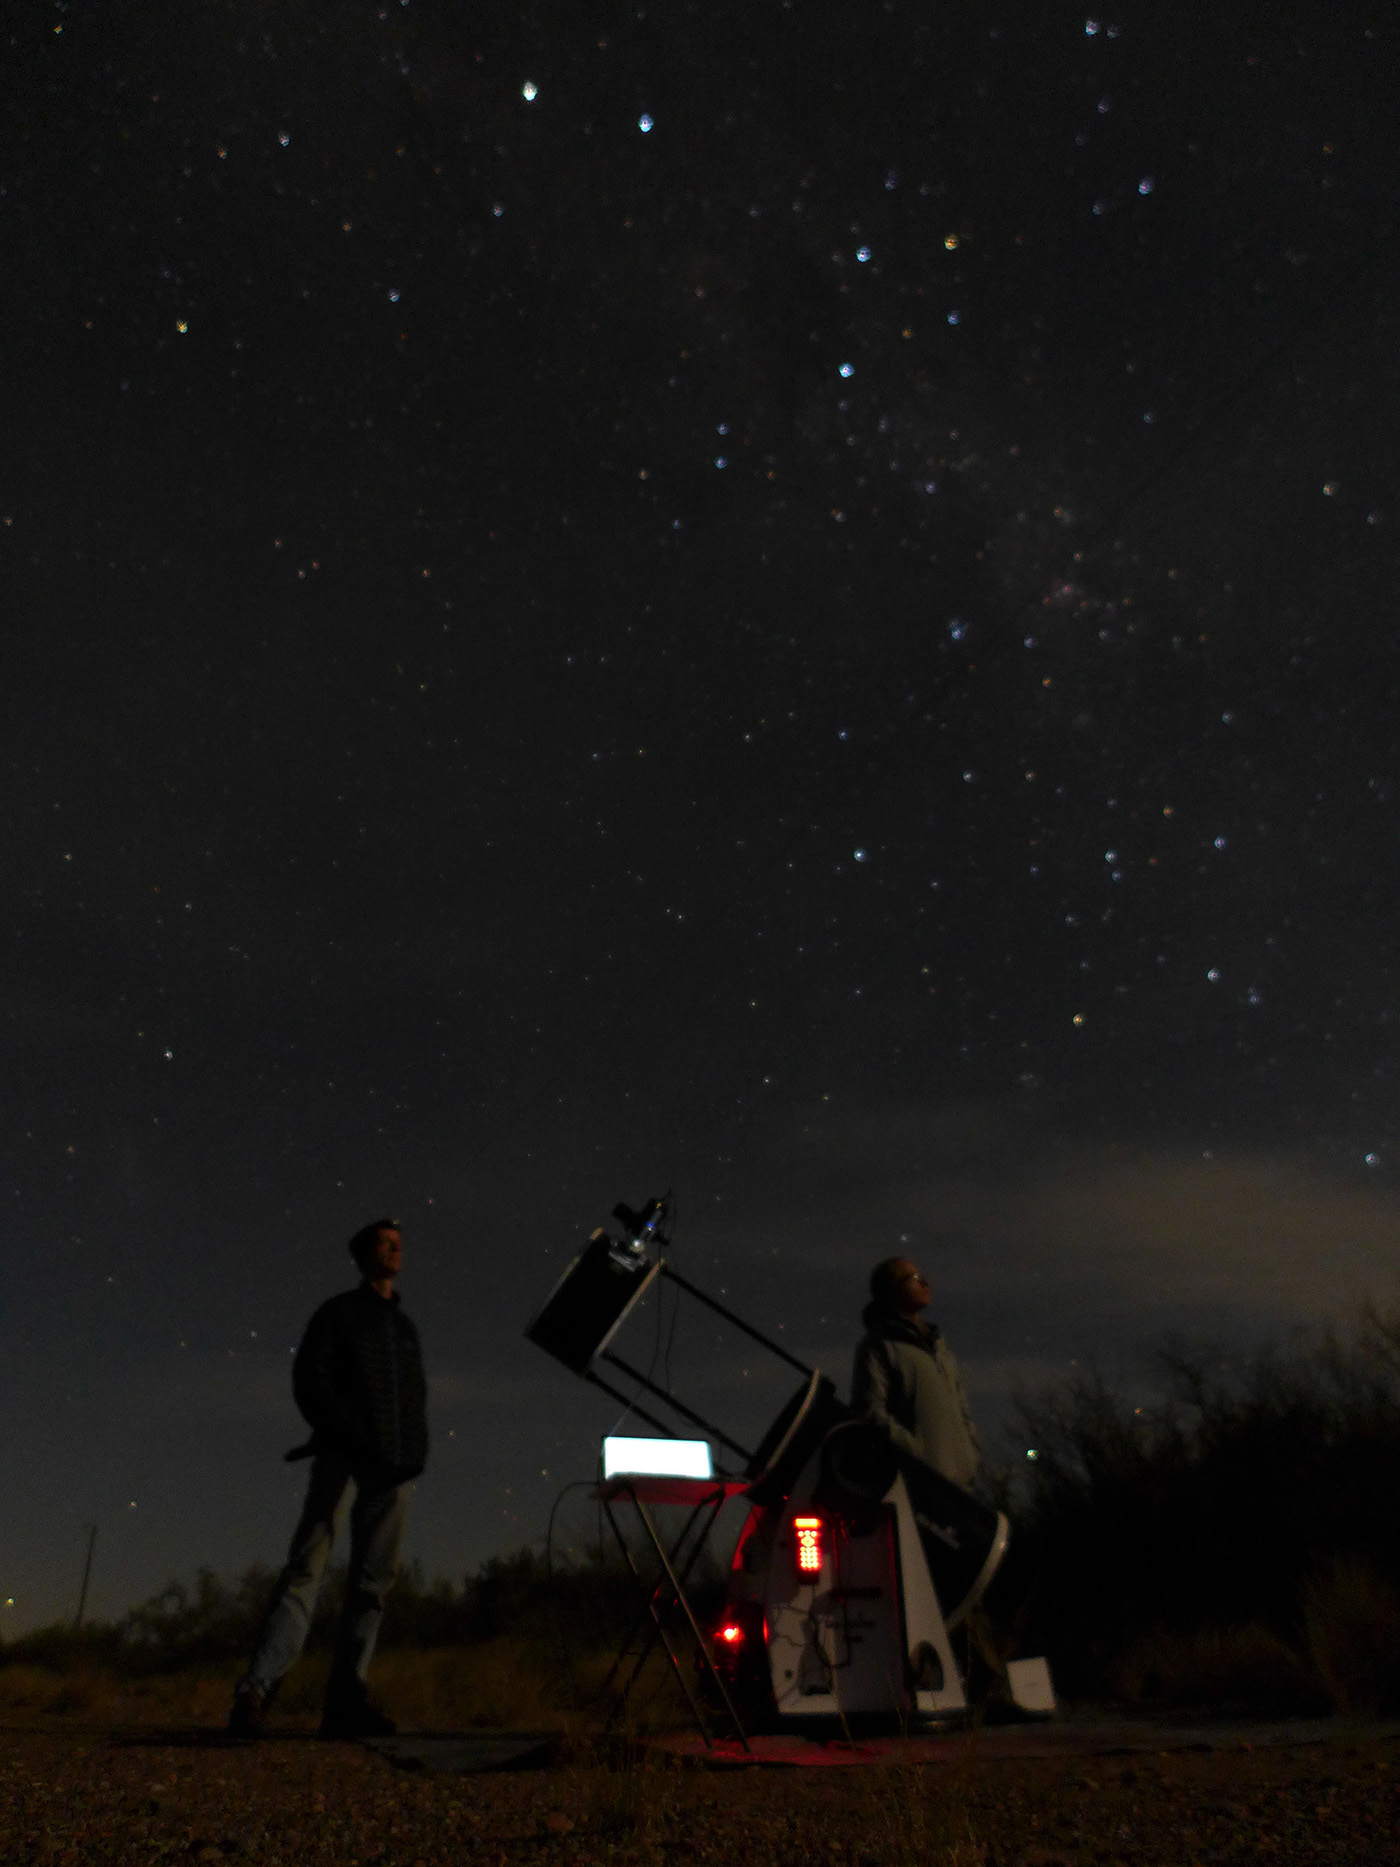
[228,1218,428,1739]
[851,1256,980,1486]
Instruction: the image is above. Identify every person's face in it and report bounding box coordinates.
[889,1259,931,1314]
[365,1227,403,1282]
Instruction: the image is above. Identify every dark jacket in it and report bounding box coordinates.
[291,1283,428,1485]
[851,1304,980,1488]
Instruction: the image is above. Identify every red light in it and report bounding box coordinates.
[717,1621,744,1645]
[793,1514,823,1576]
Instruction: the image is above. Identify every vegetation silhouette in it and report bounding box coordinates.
[5,1314,1398,1719]
[1000,1304,1400,1712]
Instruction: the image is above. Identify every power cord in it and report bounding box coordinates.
[543,1477,602,1713]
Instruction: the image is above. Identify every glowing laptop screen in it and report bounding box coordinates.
[602,1436,713,1480]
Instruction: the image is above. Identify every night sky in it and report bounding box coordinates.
[5,1,1399,1631]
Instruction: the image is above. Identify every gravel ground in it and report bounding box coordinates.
[1,1725,1398,1866]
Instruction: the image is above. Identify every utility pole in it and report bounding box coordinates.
[74,1525,98,1630]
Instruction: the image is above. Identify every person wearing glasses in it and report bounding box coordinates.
[851,1256,981,1487]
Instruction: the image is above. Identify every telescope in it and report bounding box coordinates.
[527,1193,1051,1730]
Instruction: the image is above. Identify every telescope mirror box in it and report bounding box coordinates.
[525,1228,660,1373]
[603,1436,714,1481]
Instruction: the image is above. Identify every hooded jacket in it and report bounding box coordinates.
[291,1282,429,1485]
[851,1305,981,1488]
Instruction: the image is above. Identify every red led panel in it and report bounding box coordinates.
[793,1514,823,1575]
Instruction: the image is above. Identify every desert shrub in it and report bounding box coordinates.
[1106,1622,1315,1709]
[119,1563,278,1670]
[1002,1305,1400,1709]
[0,1540,647,1682]
[1303,1557,1400,1716]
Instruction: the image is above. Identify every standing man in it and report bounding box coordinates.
[229,1218,428,1739]
[851,1256,981,1487]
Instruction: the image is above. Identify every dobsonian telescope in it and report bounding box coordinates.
[526,1193,1052,1726]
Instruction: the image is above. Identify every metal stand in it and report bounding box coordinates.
[595,1475,751,1751]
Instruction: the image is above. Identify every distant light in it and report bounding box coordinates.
[1214,835,1227,849]
[853,848,868,862]
[1138,176,1155,195]
[388,289,400,302]
[492,203,504,216]
[175,320,188,334]
[714,457,727,469]
[838,362,854,378]
[1323,480,1339,497]
[1026,1448,1040,1460]
[278,131,290,147]
[1366,1153,1381,1166]
[944,233,959,250]
[1085,19,1100,33]
[1072,1013,1085,1026]
[522,80,537,100]
[856,245,871,262]
[947,310,961,324]
[1207,968,1221,983]
[164,1048,174,1059]
[717,1622,744,1645]
[638,113,654,132]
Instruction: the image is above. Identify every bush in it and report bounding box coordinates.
[1002,1304,1400,1711]
[0,1542,645,1680]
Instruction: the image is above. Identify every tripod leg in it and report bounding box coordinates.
[598,1494,672,1732]
[635,1496,749,1750]
[634,1501,716,1744]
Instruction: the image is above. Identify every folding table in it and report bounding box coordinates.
[594,1473,752,1750]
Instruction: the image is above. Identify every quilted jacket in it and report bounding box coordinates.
[291,1282,428,1484]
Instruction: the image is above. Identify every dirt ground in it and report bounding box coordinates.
[2,1723,1399,1866]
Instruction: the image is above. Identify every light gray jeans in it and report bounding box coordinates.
[245,1452,412,1702]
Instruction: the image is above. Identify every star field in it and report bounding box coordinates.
[3,0,1399,1626]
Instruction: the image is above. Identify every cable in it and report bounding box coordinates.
[663,1191,681,1395]
[604,1190,681,1439]
[543,1477,600,1712]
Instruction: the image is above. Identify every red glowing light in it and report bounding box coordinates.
[793,1514,823,1575]
[717,1622,744,1645]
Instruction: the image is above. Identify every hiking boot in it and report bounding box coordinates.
[227,1680,268,1739]
[319,1696,397,1739]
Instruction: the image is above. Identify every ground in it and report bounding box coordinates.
[1,1724,1398,1866]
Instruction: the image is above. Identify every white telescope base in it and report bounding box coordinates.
[763,1466,967,1721]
